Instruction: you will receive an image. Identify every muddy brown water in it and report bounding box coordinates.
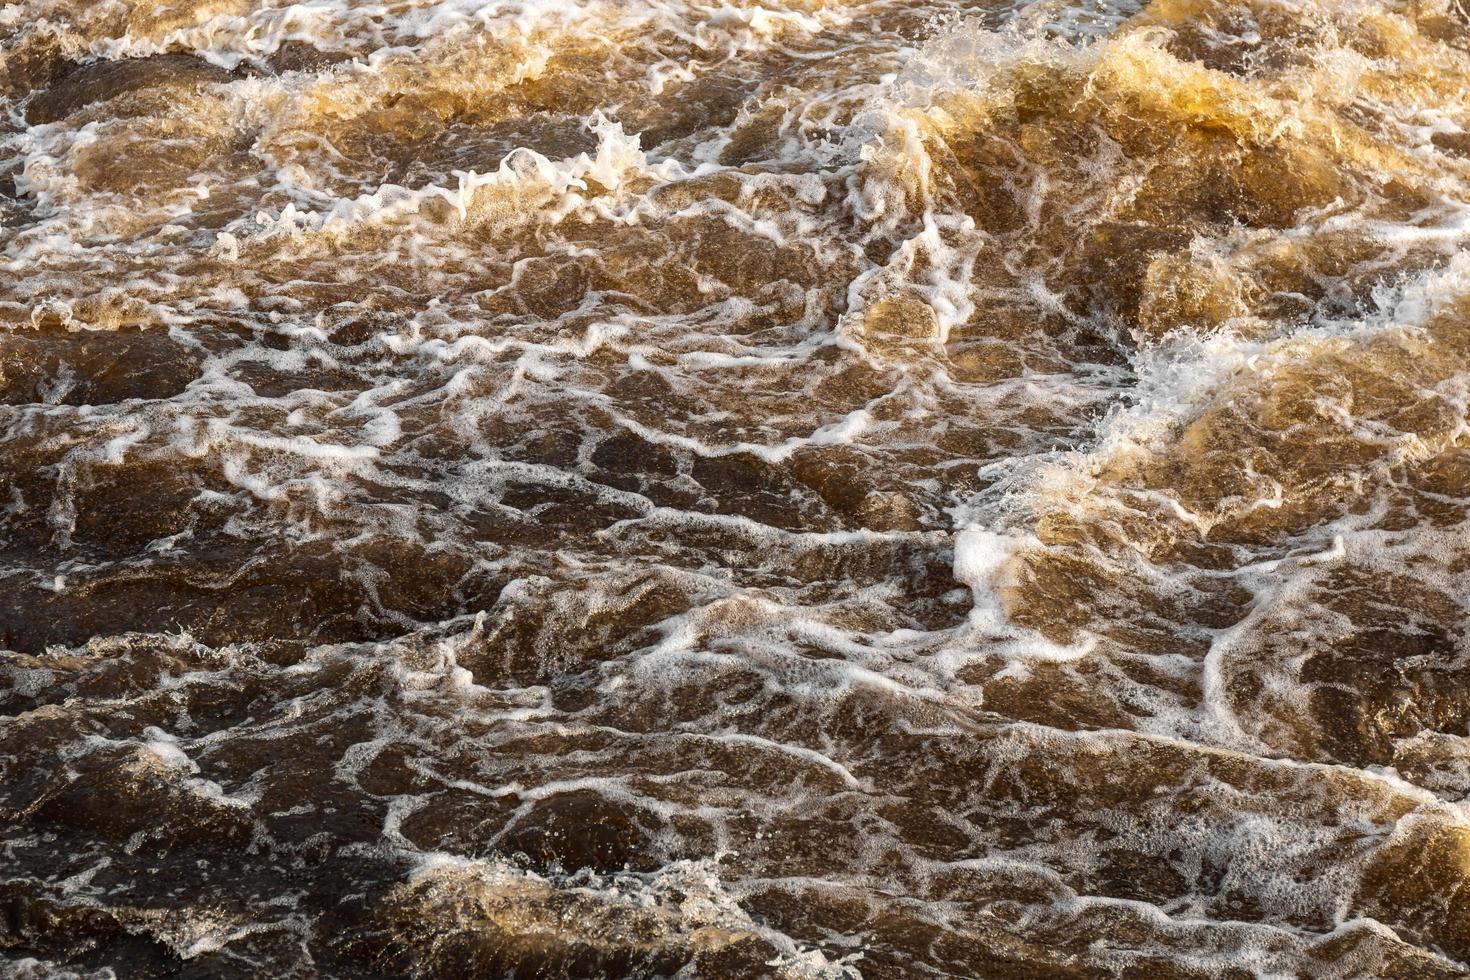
[5,0,1470,976]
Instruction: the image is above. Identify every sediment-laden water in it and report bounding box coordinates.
[4,0,1470,976]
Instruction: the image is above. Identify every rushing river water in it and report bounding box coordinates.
[5,0,1470,976]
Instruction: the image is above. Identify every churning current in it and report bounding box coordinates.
[5,0,1470,976]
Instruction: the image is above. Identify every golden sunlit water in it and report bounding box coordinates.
[6,0,1470,976]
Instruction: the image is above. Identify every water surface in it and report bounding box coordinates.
[5,0,1470,976]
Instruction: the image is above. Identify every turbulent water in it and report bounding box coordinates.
[10,0,1470,976]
